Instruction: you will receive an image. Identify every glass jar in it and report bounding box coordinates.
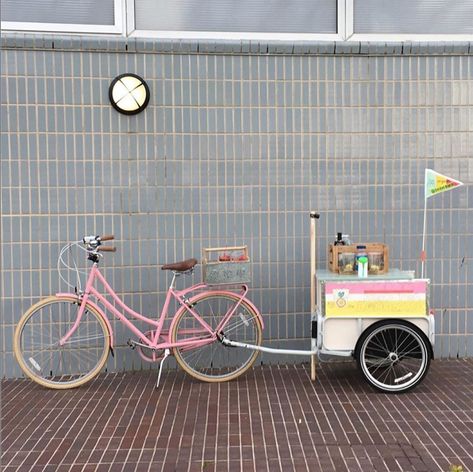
[368,251,384,274]
[338,252,356,273]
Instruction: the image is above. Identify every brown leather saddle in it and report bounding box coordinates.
[161,258,198,272]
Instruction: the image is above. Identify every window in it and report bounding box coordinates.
[130,0,342,40]
[1,0,123,34]
[347,0,473,39]
[2,0,472,41]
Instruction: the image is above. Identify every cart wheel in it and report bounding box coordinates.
[355,320,431,393]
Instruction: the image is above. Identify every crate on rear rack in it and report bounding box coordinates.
[202,246,251,285]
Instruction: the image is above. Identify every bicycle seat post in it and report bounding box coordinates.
[169,272,178,290]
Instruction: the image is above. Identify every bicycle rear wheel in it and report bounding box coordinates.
[14,296,110,389]
[171,292,262,382]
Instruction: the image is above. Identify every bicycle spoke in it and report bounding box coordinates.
[379,330,392,353]
[395,333,416,355]
[366,355,390,376]
[61,334,108,345]
[23,341,61,352]
[386,365,397,384]
[399,357,423,373]
[208,302,218,329]
[366,337,390,354]
[398,347,423,360]
[220,314,258,337]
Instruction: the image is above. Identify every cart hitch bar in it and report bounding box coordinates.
[221,336,318,356]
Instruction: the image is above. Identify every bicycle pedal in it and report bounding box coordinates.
[127,339,136,350]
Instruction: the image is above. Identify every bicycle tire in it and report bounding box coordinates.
[171,292,262,382]
[355,319,431,393]
[14,295,110,389]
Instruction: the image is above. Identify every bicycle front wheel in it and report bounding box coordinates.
[171,292,262,382]
[14,296,110,389]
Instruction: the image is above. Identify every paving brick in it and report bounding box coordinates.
[2,360,473,471]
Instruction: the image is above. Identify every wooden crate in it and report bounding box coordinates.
[328,243,389,274]
[202,246,251,285]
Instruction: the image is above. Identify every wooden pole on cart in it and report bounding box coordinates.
[310,211,320,381]
[421,197,427,278]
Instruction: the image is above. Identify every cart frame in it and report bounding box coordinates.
[224,211,435,392]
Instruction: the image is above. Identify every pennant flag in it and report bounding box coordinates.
[425,169,464,199]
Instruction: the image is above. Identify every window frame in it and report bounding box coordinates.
[2,0,472,41]
[345,0,473,41]
[1,0,124,35]
[127,0,346,41]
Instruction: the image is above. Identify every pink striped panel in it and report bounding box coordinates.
[325,281,427,295]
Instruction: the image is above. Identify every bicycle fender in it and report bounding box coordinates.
[55,293,114,348]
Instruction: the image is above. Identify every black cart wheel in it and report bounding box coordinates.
[355,320,431,393]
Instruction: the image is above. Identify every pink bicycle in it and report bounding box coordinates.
[14,235,264,389]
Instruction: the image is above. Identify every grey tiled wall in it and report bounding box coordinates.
[1,39,472,377]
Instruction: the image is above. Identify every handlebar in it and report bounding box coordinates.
[99,235,115,241]
[98,246,116,252]
[82,235,117,256]
[83,234,115,245]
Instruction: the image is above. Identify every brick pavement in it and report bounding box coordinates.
[2,359,473,472]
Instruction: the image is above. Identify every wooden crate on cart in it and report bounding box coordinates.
[328,243,389,275]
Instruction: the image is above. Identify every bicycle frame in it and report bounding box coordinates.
[57,263,252,352]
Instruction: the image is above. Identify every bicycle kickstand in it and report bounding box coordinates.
[156,349,171,388]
